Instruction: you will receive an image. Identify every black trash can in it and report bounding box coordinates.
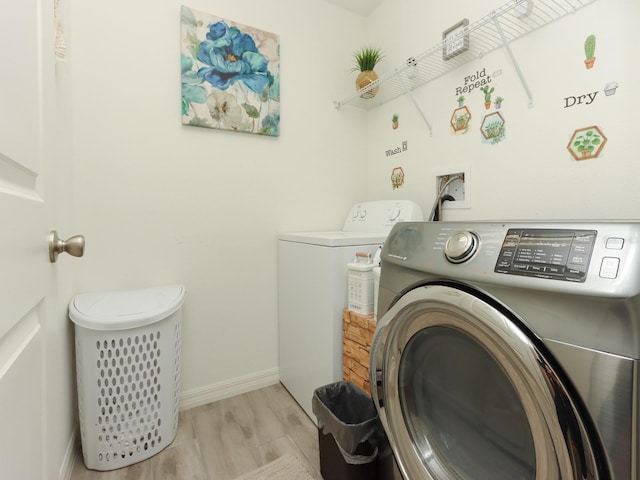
[312,381,379,480]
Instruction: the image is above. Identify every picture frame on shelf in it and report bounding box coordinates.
[442,19,469,61]
[513,0,533,19]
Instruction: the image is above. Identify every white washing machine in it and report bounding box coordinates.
[278,200,423,421]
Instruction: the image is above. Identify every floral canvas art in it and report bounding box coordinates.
[181,6,280,136]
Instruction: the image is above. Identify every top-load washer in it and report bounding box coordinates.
[278,200,423,421]
[371,221,640,480]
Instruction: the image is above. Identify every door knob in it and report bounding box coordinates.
[49,230,85,263]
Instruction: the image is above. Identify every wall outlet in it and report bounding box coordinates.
[435,168,470,209]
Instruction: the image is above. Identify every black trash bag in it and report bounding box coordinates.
[312,381,379,465]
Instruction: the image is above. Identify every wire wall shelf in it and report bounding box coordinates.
[334,0,600,115]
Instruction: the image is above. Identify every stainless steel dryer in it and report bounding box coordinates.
[371,221,640,480]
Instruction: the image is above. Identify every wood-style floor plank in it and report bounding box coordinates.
[70,383,322,480]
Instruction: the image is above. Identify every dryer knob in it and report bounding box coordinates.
[444,231,479,263]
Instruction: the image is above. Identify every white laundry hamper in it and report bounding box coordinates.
[69,285,186,471]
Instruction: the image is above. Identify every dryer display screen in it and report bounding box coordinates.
[494,229,596,282]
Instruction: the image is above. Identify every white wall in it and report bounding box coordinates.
[364,0,640,220]
[68,0,367,398]
[54,0,639,474]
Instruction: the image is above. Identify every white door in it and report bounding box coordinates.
[0,0,56,477]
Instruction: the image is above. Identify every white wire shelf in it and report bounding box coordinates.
[334,0,599,112]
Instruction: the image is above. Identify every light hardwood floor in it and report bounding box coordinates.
[70,383,322,480]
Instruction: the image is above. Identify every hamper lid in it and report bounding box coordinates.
[69,285,186,330]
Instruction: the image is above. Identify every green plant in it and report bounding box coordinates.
[392,114,399,123]
[495,96,504,103]
[573,129,601,154]
[483,120,504,139]
[584,34,596,60]
[455,113,470,129]
[351,46,385,72]
[481,86,495,103]
[391,167,404,189]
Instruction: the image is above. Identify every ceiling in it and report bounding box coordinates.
[324,0,384,16]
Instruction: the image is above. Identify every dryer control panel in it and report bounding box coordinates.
[383,221,640,297]
[494,229,597,282]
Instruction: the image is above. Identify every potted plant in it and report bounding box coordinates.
[481,86,494,109]
[457,95,465,106]
[392,114,399,129]
[494,96,504,109]
[454,113,470,131]
[584,34,596,69]
[573,129,602,157]
[483,120,503,139]
[351,46,384,99]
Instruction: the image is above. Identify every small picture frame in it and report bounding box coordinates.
[442,19,469,61]
[514,0,533,19]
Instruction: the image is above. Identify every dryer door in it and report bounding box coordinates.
[371,284,605,480]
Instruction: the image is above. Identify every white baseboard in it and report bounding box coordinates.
[59,426,79,480]
[179,367,280,411]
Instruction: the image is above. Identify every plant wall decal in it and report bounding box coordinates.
[451,106,471,134]
[480,111,506,145]
[481,86,494,109]
[391,167,405,189]
[584,34,596,69]
[567,126,607,160]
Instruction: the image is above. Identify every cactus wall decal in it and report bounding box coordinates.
[584,34,596,69]
[481,86,494,109]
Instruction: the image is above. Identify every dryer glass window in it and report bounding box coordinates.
[399,326,536,479]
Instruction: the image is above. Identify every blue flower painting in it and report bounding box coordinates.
[181,6,280,136]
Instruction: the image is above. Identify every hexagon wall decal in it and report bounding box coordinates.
[480,111,506,144]
[391,167,405,190]
[451,106,471,133]
[567,125,607,160]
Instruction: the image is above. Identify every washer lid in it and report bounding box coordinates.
[69,285,186,330]
[278,231,388,247]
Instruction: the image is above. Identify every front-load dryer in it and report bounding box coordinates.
[371,221,640,479]
[278,200,423,421]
